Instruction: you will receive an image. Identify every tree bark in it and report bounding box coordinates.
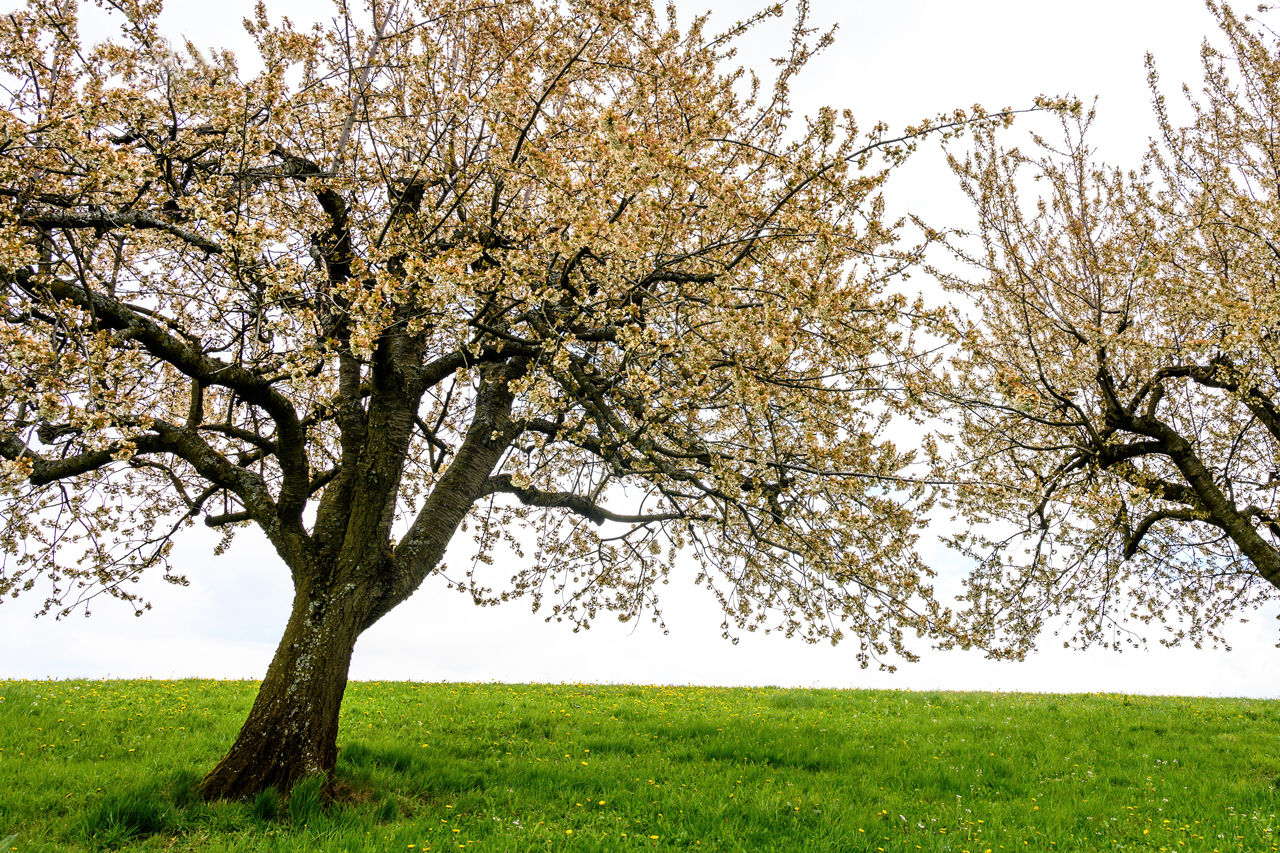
[196,568,374,800]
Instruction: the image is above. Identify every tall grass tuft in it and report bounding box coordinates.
[80,783,171,848]
[286,774,326,826]
[250,786,281,823]
[165,768,202,810]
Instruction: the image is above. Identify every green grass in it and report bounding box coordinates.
[1,680,1279,851]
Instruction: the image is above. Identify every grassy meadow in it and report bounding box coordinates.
[1,680,1278,851]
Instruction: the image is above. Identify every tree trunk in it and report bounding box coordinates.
[194,366,522,802]
[196,574,370,801]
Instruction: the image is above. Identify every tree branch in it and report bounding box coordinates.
[18,208,223,254]
[4,265,311,524]
[1124,507,1218,559]
[482,474,690,526]
[0,431,165,485]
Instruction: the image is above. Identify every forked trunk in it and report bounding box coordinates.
[196,577,369,801]
[195,364,517,801]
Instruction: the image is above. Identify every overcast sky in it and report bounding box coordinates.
[5,0,1278,697]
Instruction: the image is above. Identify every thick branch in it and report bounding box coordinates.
[0,431,165,485]
[639,270,717,286]
[18,208,224,254]
[413,343,539,393]
[1109,459,1202,506]
[198,423,277,454]
[381,359,531,627]
[482,474,687,526]
[205,510,254,527]
[4,265,311,524]
[1129,411,1280,589]
[1169,359,1280,443]
[0,418,297,556]
[1123,507,1218,559]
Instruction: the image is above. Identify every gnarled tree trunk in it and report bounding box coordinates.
[195,363,526,801]
[195,571,374,800]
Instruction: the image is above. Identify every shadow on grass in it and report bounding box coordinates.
[78,775,181,849]
[339,741,486,797]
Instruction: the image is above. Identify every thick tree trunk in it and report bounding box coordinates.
[195,365,523,802]
[196,575,370,801]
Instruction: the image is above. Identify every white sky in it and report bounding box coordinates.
[5,0,1279,697]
